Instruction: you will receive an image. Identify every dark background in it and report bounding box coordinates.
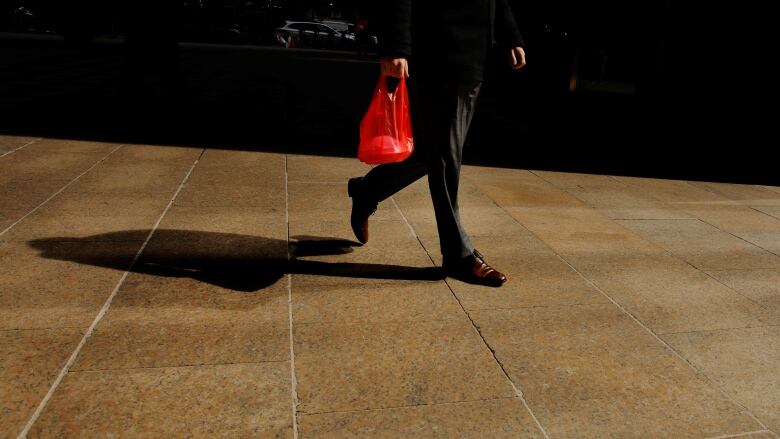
[0,0,773,184]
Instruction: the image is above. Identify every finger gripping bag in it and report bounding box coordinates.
[357,74,414,164]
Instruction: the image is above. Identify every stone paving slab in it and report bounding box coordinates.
[28,363,293,439]
[298,398,543,438]
[2,135,779,438]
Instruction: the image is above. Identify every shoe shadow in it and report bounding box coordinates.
[28,229,442,292]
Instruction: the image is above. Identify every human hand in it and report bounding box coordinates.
[380,57,409,78]
[509,47,526,70]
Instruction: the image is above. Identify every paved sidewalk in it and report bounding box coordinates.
[1,135,779,438]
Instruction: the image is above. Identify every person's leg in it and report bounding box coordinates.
[357,153,427,203]
[348,77,429,243]
[425,80,482,262]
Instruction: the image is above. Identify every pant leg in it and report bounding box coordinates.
[359,151,427,203]
[425,81,482,260]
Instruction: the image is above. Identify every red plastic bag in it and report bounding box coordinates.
[357,74,414,164]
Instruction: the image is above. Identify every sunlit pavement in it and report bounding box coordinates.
[2,135,779,438]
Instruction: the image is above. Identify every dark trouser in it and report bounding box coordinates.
[360,78,482,260]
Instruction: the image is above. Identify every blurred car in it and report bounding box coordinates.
[316,19,350,34]
[274,20,354,48]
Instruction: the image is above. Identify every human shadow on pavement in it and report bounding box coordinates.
[28,229,442,292]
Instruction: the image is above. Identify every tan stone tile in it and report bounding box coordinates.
[30,191,171,218]
[24,139,119,155]
[531,170,619,189]
[0,217,14,234]
[0,208,25,232]
[392,189,436,211]
[504,206,663,255]
[465,171,584,208]
[0,150,110,181]
[295,241,433,268]
[677,203,780,234]
[564,252,772,333]
[415,229,555,269]
[614,176,729,204]
[293,319,515,413]
[446,252,609,311]
[287,181,397,220]
[291,275,461,324]
[471,305,761,438]
[0,241,140,330]
[159,205,287,241]
[0,174,69,198]
[71,318,289,371]
[136,230,289,288]
[461,164,520,179]
[299,398,543,438]
[29,363,293,438]
[186,167,286,187]
[1,212,162,243]
[617,219,780,270]
[737,232,780,255]
[560,183,691,220]
[286,154,371,182]
[201,148,285,169]
[603,207,694,220]
[663,326,780,433]
[174,183,286,208]
[0,328,84,438]
[196,149,286,172]
[294,216,412,244]
[687,181,780,206]
[737,431,778,439]
[67,161,191,194]
[292,272,442,294]
[0,181,68,213]
[0,135,38,149]
[393,180,497,209]
[102,144,202,164]
[288,217,400,245]
[111,267,290,324]
[400,205,525,239]
[289,216,431,267]
[468,232,574,258]
[705,269,780,322]
[754,205,780,220]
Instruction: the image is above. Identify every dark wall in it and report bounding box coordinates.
[0,1,773,184]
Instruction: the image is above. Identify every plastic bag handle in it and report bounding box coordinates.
[380,73,403,98]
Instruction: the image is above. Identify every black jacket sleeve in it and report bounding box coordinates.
[376,0,412,58]
[494,0,526,48]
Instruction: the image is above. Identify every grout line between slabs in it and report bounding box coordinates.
[285,154,300,439]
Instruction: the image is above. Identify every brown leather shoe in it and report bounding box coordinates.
[444,249,507,287]
[347,177,377,245]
